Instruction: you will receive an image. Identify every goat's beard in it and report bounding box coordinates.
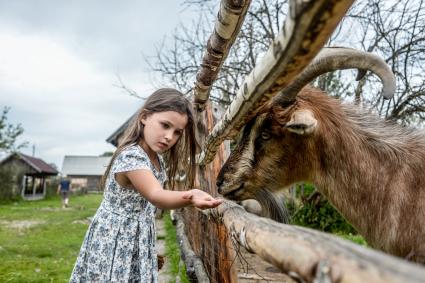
[254,188,291,223]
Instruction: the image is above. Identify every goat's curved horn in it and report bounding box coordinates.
[276,47,396,103]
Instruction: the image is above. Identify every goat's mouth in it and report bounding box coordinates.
[221,183,246,200]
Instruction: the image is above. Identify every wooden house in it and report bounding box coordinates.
[61,155,111,192]
[0,152,58,200]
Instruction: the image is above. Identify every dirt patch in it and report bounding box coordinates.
[38,207,73,211]
[0,220,46,230]
[235,246,296,283]
[156,218,173,283]
[72,217,93,225]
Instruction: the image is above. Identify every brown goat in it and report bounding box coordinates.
[216,48,425,263]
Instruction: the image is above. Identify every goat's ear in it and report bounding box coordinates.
[286,109,318,135]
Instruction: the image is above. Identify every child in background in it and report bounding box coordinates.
[70,88,222,282]
[57,176,71,208]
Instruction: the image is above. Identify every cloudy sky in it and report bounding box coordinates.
[0,1,206,169]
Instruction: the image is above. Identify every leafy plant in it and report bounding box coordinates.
[290,184,357,234]
[0,107,26,151]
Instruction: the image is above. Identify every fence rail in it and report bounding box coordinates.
[205,201,425,283]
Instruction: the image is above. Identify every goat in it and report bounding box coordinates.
[216,48,425,263]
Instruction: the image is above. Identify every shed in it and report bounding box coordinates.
[0,152,58,200]
[61,155,111,192]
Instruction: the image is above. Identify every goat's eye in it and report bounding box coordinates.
[260,131,271,140]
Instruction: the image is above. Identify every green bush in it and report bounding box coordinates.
[0,166,20,202]
[290,183,357,234]
[45,177,60,197]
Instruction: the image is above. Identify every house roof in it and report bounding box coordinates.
[61,155,112,176]
[106,113,136,147]
[0,152,58,175]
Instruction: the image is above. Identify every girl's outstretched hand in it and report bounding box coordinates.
[182,189,223,209]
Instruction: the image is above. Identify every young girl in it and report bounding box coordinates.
[70,88,222,282]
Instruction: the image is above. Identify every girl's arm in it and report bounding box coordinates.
[125,169,222,210]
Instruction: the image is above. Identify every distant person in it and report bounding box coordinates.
[57,176,71,208]
[69,88,222,282]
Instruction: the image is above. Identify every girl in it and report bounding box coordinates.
[70,88,222,282]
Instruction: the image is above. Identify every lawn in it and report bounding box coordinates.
[162,213,189,283]
[0,194,102,283]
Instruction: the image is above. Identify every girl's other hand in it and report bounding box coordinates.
[182,189,223,209]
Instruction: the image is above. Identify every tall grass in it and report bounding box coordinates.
[163,213,190,283]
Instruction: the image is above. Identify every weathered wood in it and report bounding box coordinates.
[198,0,355,165]
[193,0,252,110]
[179,102,236,282]
[206,201,425,283]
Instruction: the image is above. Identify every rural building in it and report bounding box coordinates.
[106,114,136,147]
[61,155,111,192]
[0,152,58,200]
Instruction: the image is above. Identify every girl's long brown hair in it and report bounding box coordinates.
[102,88,198,190]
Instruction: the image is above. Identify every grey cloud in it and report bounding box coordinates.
[0,0,195,73]
[0,0,203,167]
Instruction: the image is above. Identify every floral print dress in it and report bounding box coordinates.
[70,144,166,282]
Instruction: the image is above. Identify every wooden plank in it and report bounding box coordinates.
[179,102,236,282]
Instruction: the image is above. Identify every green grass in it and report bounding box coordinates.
[163,213,189,283]
[0,194,190,283]
[0,194,102,283]
[0,194,366,282]
[335,232,368,246]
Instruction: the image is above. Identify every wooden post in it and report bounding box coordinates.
[179,101,236,282]
[177,0,252,280]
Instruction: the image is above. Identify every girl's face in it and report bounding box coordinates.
[140,111,188,154]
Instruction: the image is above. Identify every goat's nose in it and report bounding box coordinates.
[216,179,223,187]
[217,187,223,194]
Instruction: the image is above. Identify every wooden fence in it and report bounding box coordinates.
[173,0,425,282]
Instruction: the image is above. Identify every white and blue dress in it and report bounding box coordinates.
[70,144,165,282]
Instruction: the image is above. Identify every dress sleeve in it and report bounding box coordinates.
[112,146,152,174]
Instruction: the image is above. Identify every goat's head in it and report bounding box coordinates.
[216,97,320,200]
[216,47,396,205]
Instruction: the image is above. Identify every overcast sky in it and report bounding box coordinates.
[0,1,206,170]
